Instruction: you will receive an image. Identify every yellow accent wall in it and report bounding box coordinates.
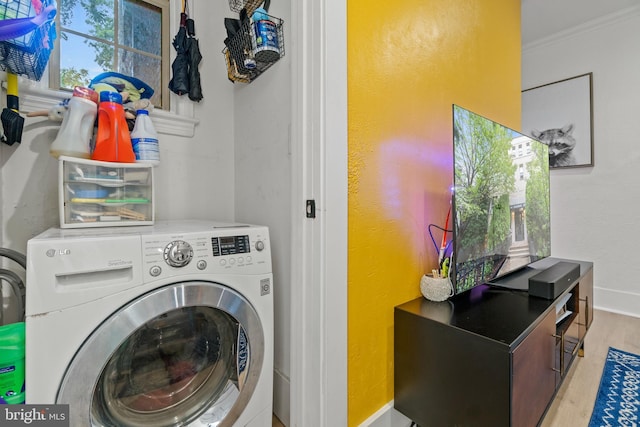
[347,0,522,425]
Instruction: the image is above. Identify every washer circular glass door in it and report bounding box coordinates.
[57,281,264,427]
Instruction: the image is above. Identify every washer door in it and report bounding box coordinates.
[57,281,263,427]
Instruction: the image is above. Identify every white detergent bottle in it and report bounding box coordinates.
[131,109,160,165]
[50,86,98,159]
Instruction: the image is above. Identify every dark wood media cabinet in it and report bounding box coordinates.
[394,258,593,427]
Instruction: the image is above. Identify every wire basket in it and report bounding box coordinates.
[222,13,284,84]
[228,0,265,15]
[0,0,57,81]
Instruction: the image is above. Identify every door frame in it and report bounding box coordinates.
[290,0,348,426]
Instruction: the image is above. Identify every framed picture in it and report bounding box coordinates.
[522,73,594,168]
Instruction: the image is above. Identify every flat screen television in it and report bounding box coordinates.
[451,104,551,294]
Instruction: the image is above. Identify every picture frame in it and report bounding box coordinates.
[522,73,594,169]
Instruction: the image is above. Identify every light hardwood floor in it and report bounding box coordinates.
[272,414,285,427]
[540,309,640,426]
[270,310,640,427]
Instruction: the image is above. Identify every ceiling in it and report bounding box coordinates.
[521,0,639,45]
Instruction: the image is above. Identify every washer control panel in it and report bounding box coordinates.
[211,235,250,256]
[141,226,271,280]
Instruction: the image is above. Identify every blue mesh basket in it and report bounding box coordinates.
[0,0,57,81]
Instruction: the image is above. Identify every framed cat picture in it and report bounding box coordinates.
[522,73,594,168]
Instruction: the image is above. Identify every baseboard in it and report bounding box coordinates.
[594,286,640,318]
[358,401,412,427]
[273,368,290,426]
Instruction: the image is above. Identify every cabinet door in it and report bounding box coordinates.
[512,310,556,427]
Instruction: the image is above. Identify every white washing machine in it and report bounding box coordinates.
[25,220,273,427]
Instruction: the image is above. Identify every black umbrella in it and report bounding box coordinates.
[186,36,202,101]
[185,18,202,102]
[168,14,190,96]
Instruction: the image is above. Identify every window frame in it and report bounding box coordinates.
[16,0,197,137]
[49,0,171,109]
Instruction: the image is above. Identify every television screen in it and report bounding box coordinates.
[451,105,551,294]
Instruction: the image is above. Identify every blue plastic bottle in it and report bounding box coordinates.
[251,7,280,63]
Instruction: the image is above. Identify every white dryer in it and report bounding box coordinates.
[25,220,273,427]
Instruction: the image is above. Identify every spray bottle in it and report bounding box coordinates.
[131,109,159,165]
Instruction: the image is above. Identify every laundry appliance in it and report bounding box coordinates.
[25,220,273,427]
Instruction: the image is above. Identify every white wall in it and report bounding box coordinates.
[522,5,640,317]
[232,1,292,423]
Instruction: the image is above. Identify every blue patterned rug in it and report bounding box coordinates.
[589,347,640,427]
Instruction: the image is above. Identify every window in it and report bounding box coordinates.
[50,0,170,109]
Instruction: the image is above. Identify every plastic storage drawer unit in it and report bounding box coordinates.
[59,156,154,228]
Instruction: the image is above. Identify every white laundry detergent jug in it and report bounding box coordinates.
[50,86,98,159]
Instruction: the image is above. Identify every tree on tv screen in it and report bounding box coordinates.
[525,141,551,257]
[454,108,516,262]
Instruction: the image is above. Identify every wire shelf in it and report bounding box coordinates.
[228,0,265,15]
[222,14,284,84]
[0,0,57,81]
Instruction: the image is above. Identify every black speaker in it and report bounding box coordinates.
[528,262,581,300]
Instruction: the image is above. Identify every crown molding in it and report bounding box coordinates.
[523,4,640,53]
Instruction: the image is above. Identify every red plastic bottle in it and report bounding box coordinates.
[91,91,135,163]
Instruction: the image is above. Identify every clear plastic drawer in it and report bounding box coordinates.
[59,156,154,228]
